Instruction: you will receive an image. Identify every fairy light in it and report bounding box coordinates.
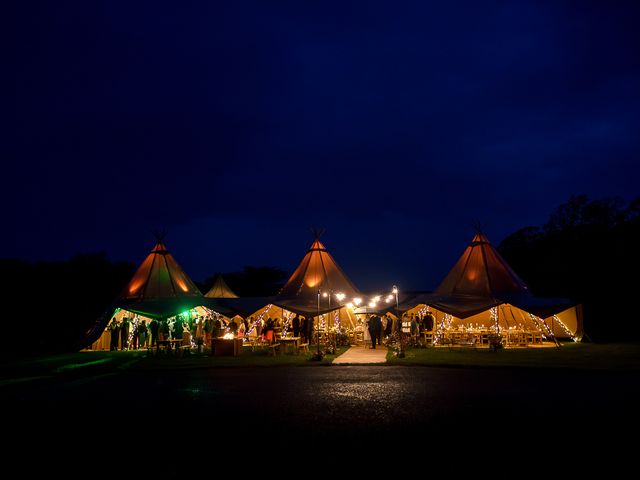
[490,307,499,334]
[281,310,294,337]
[435,314,451,345]
[127,315,139,348]
[334,309,340,330]
[528,313,553,340]
[552,314,576,341]
[246,304,273,336]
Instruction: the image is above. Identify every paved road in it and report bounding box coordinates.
[4,365,638,471]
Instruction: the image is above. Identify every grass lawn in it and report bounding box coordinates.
[385,341,640,370]
[134,345,349,369]
[0,345,351,382]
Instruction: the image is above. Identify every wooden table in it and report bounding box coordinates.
[277,336,301,354]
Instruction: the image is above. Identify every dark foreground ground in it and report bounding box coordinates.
[2,358,638,474]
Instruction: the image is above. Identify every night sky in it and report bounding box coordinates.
[6,1,640,292]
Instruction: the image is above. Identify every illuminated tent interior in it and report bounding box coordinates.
[86,240,228,349]
[400,231,583,343]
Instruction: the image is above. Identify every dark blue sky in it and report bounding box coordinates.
[6,1,640,291]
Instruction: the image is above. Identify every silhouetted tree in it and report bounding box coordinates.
[499,195,640,342]
[1,253,134,355]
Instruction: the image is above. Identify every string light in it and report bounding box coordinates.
[490,307,499,334]
[334,309,340,330]
[435,313,451,345]
[529,313,552,339]
[246,304,273,337]
[552,314,577,341]
[127,314,139,349]
[281,310,294,337]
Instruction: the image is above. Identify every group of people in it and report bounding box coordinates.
[105,309,437,351]
[364,311,436,348]
[243,314,315,344]
[107,313,228,351]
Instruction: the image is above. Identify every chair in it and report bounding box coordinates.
[297,342,309,354]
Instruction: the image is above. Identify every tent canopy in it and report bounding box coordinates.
[205,274,239,298]
[275,236,360,313]
[435,232,529,297]
[121,241,202,301]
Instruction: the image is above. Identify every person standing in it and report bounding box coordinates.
[138,320,148,349]
[109,318,120,351]
[204,316,213,347]
[424,311,435,332]
[149,318,159,348]
[212,316,221,339]
[368,315,382,349]
[120,317,130,350]
[292,315,300,337]
[384,314,393,336]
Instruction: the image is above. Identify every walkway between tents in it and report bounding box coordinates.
[332,346,388,364]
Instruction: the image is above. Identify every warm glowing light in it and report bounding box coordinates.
[223,333,234,339]
[346,302,354,309]
[354,298,362,306]
[392,286,398,294]
[128,280,143,295]
[368,301,376,308]
[374,296,381,302]
[335,293,346,301]
[387,295,393,301]
[176,279,189,292]
[322,292,328,297]
[385,298,391,303]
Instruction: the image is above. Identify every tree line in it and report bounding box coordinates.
[2,194,637,354]
[498,195,640,342]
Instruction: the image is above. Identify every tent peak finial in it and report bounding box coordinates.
[310,227,325,240]
[152,229,168,243]
[473,221,484,235]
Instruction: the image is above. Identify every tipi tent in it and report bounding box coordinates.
[85,239,224,349]
[273,234,361,328]
[205,274,239,298]
[115,240,204,318]
[402,231,583,342]
[436,232,529,298]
